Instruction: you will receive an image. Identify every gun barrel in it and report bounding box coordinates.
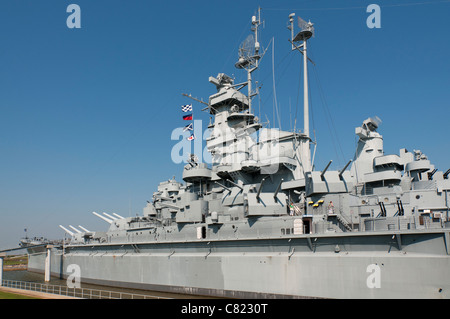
[321,160,333,177]
[59,225,74,236]
[92,212,113,224]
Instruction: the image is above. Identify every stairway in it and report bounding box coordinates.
[336,214,353,231]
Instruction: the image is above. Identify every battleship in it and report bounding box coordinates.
[24,10,450,299]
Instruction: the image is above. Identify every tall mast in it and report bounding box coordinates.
[235,7,262,114]
[303,37,309,140]
[289,13,315,173]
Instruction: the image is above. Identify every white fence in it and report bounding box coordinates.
[1,279,172,299]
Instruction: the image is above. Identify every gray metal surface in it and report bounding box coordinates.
[25,9,450,299]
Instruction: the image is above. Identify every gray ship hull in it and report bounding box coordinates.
[24,9,450,300]
[28,229,450,299]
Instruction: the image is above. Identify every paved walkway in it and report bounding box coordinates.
[0,286,79,299]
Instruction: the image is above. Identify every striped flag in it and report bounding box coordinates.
[183,114,193,121]
[181,104,192,112]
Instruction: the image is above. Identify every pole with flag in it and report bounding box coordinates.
[181,104,195,141]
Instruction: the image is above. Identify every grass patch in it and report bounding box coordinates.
[0,290,38,299]
[3,255,28,266]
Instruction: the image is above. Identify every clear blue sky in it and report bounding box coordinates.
[1,0,449,250]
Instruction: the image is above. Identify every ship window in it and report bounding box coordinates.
[286,228,291,235]
[281,229,285,235]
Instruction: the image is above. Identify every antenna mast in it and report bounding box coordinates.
[289,13,315,173]
[235,7,262,114]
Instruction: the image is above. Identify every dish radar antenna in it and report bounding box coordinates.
[235,7,262,114]
[288,13,315,173]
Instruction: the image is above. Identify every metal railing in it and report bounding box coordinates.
[1,279,172,299]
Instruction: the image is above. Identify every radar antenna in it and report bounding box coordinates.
[235,34,258,70]
[295,17,314,42]
[234,7,262,114]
